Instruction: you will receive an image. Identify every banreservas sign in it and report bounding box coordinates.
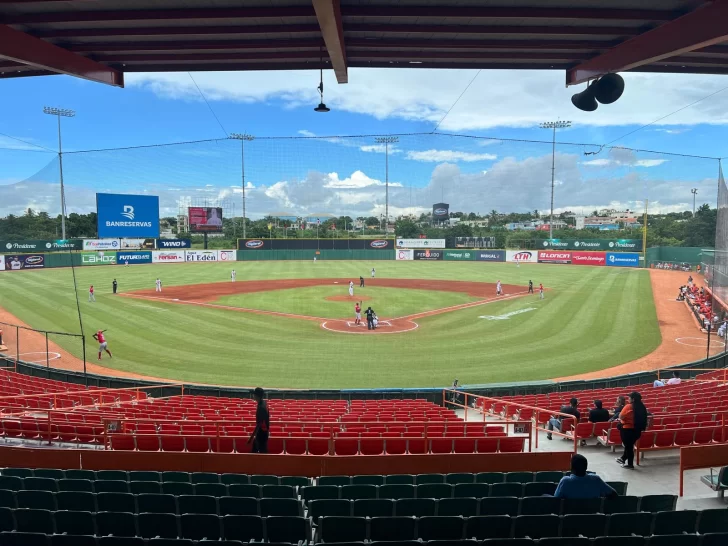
[571,251,606,266]
[538,251,572,264]
[606,252,640,267]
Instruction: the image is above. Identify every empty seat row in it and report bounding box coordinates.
[307,495,676,519]
[315,512,728,542]
[0,491,301,516]
[318,471,566,486]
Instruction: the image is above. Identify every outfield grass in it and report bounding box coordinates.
[0,260,661,388]
[214,286,479,319]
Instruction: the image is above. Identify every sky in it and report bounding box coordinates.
[1,68,727,220]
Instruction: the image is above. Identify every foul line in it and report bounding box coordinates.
[393,290,532,321]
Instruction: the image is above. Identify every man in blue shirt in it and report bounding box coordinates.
[554,454,618,499]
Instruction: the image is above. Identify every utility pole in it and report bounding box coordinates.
[539,121,571,240]
[691,188,698,216]
[43,106,75,240]
[229,133,255,239]
[375,136,398,233]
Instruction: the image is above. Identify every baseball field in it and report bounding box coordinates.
[0,260,661,388]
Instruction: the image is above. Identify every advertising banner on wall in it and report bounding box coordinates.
[396,249,413,261]
[81,252,117,266]
[0,256,4,271]
[117,251,152,264]
[185,250,218,262]
[83,239,120,251]
[475,250,506,262]
[237,238,394,250]
[97,193,160,238]
[156,239,191,249]
[395,238,446,249]
[413,249,444,261]
[119,238,155,250]
[606,252,640,267]
[444,250,475,261]
[543,239,641,251]
[4,254,45,270]
[538,251,572,264]
[218,250,236,262]
[0,240,83,252]
[152,250,185,263]
[571,251,606,266]
[506,250,538,263]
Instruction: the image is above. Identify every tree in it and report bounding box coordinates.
[395,218,420,238]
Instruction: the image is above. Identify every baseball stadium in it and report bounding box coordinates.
[0,1,728,543]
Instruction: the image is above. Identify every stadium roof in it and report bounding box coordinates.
[1,0,727,88]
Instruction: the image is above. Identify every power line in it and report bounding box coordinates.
[64,137,228,154]
[188,72,228,137]
[0,131,56,153]
[431,70,482,133]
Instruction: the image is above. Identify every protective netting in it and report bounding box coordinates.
[709,164,728,306]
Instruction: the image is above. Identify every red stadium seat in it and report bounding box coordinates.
[498,437,525,453]
[385,438,407,455]
[185,436,211,453]
[136,435,161,451]
[334,438,359,456]
[638,431,656,449]
[693,427,717,445]
[407,438,427,454]
[476,438,499,453]
[674,429,696,446]
[360,439,384,456]
[160,435,185,452]
[453,438,476,454]
[284,439,306,455]
[210,437,235,453]
[654,431,676,448]
[430,438,453,454]
[573,422,595,441]
[308,438,330,456]
[110,434,136,451]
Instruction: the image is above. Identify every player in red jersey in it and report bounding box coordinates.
[354,302,362,325]
[92,329,112,360]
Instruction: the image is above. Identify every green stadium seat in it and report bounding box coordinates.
[514,514,560,539]
[33,469,64,480]
[394,498,436,517]
[319,516,367,543]
[97,536,144,546]
[385,474,415,485]
[454,483,490,499]
[302,485,340,502]
[96,511,137,537]
[218,496,258,516]
[17,490,55,510]
[266,515,310,543]
[561,497,603,515]
[16,508,54,534]
[190,472,220,484]
[491,483,524,497]
[352,498,393,517]
[250,475,279,486]
[320,476,351,486]
[506,472,535,484]
[519,496,561,515]
[523,481,557,497]
[697,509,728,533]
[162,482,193,496]
[351,475,385,486]
[138,493,177,514]
[0,531,49,546]
[466,514,513,539]
[0,507,15,532]
[96,492,135,513]
[54,509,95,535]
[228,484,261,498]
[341,485,377,500]
[51,535,97,546]
[262,484,295,499]
[539,538,591,546]
[138,512,179,539]
[417,516,464,540]
[640,495,677,513]
[648,536,700,546]
[58,479,93,493]
[130,481,161,495]
[701,533,728,546]
[370,516,417,541]
[478,540,533,546]
[64,470,96,481]
[480,497,520,516]
[96,470,129,482]
[603,495,640,514]
[1,468,32,478]
[0,477,22,491]
[23,478,57,492]
[607,512,654,536]
[0,490,15,509]
[162,472,191,483]
[129,471,161,482]
[561,514,608,538]
[653,509,698,535]
[194,483,227,497]
[180,513,221,540]
[221,473,250,485]
[606,481,628,496]
[379,484,415,499]
[416,474,446,485]
[535,471,565,483]
[438,497,478,517]
[178,494,217,515]
[309,499,351,520]
[260,497,302,517]
[446,473,475,485]
[417,483,453,499]
[280,476,309,488]
[94,481,129,494]
[56,491,95,512]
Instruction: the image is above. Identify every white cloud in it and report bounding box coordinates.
[582,148,668,168]
[324,170,402,189]
[126,69,728,131]
[406,149,498,162]
[297,130,316,137]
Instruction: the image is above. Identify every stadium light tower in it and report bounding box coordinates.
[374,136,398,233]
[539,120,571,240]
[43,106,75,240]
[691,188,698,216]
[229,133,255,239]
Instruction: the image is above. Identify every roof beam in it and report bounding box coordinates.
[0,24,122,86]
[65,39,326,53]
[312,0,347,83]
[567,0,728,85]
[32,24,322,39]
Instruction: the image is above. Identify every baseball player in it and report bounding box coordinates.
[359,275,365,288]
[124,260,129,267]
[348,281,354,297]
[231,269,236,282]
[93,329,112,360]
[155,278,162,292]
[539,283,545,300]
[372,313,379,329]
[355,302,362,325]
[528,280,534,294]
[496,280,502,296]
[515,257,520,268]
[88,285,96,302]
[371,267,376,278]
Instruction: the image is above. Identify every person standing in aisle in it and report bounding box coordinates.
[616,391,648,469]
[248,387,270,453]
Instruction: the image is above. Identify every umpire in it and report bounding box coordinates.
[248,387,270,453]
[365,306,375,330]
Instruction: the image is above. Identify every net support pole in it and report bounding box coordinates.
[15,325,19,372]
[82,334,88,387]
[45,333,50,378]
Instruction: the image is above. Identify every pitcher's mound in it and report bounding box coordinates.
[326,295,372,302]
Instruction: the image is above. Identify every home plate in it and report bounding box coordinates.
[346,321,392,327]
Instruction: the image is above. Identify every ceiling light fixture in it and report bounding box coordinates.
[314,49,330,113]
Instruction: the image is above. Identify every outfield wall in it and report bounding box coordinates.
[236,249,393,261]
[645,246,708,267]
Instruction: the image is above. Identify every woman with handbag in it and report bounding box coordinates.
[616,391,648,469]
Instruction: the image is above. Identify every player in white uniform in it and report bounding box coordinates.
[515,258,520,268]
[155,278,162,292]
[496,280,502,296]
[231,269,236,282]
[371,267,376,278]
[348,281,354,297]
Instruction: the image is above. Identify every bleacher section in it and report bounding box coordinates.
[0,468,724,545]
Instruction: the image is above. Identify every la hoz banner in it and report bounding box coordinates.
[97,193,160,238]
